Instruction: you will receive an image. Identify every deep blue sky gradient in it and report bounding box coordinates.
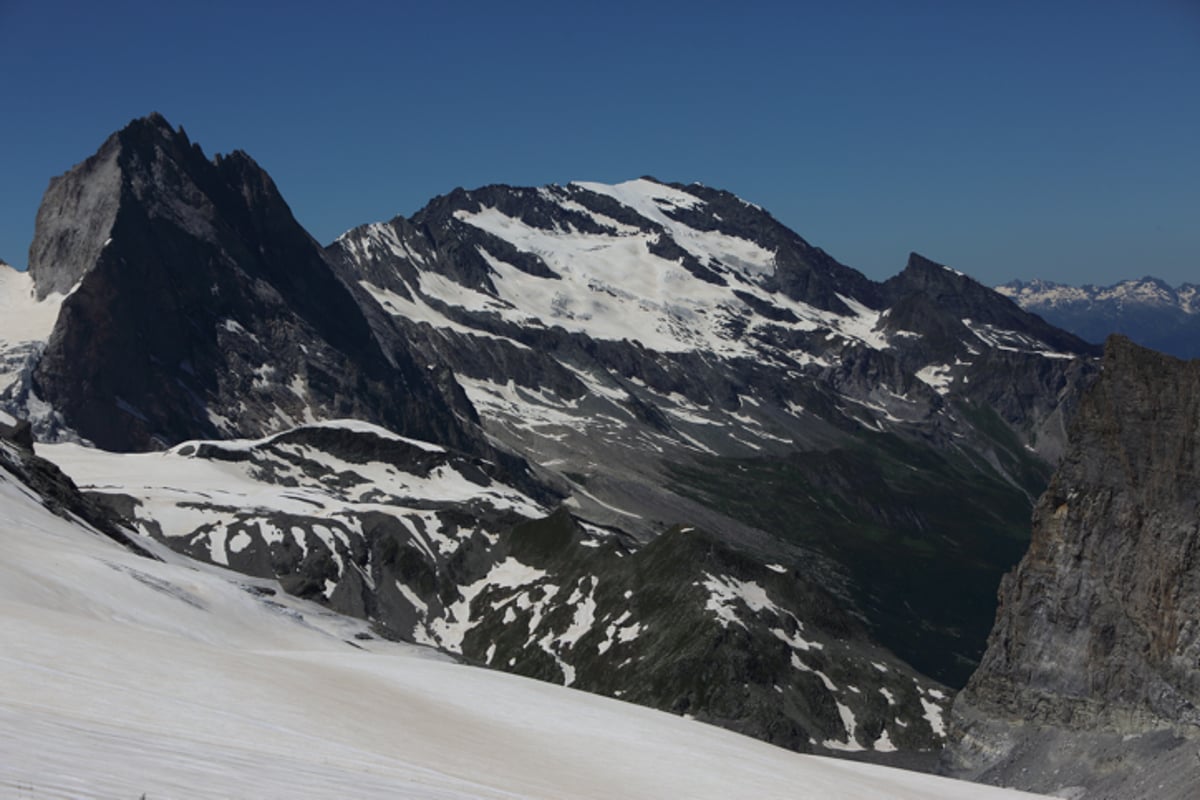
[1,0,1197,286]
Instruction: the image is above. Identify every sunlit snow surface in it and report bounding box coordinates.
[433,179,891,356]
[0,450,1049,799]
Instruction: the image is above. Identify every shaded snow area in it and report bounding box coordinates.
[0,456,1049,799]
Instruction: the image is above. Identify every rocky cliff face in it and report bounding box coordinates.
[944,335,1200,799]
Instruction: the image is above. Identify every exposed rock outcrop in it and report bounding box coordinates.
[0,417,152,557]
[944,335,1200,799]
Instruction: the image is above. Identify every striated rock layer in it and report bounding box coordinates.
[944,335,1200,799]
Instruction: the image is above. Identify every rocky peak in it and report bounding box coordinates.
[882,252,1096,357]
[25,114,482,455]
[943,334,1200,799]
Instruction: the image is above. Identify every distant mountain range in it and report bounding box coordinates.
[0,113,1103,769]
[997,278,1200,359]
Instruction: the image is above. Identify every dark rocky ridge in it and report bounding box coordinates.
[943,335,1200,799]
[0,419,153,558]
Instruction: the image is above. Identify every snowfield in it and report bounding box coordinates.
[0,451,1046,799]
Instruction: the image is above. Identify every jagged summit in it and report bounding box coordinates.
[883,252,1097,358]
[23,113,485,455]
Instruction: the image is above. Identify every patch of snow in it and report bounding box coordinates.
[920,696,947,738]
[874,729,898,753]
[915,364,954,395]
[0,267,68,348]
[430,558,548,652]
[823,701,864,752]
[792,654,838,691]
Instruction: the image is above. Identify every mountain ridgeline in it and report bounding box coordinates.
[1,114,1102,760]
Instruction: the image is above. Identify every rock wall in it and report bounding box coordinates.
[944,335,1200,799]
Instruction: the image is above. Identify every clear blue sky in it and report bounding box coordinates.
[2,0,1197,287]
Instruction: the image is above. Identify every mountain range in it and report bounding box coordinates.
[0,113,1123,789]
[997,277,1200,359]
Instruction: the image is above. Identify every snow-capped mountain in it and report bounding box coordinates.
[0,113,1102,763]
[997,277,1200,359]
[0,423,1049,798]
[325,173,1098,686]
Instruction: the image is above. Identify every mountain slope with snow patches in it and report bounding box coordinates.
[0,433,1049,799]
[0,264,68,420]
[327,177,1098,686]
[37,421,952,757]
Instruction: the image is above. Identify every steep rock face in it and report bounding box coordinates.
[28,114,475,454]
[944,335,1200,799]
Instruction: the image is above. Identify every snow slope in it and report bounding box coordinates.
[0,448,1046,799]
[0,264,67,395]
[445,180,890,356]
